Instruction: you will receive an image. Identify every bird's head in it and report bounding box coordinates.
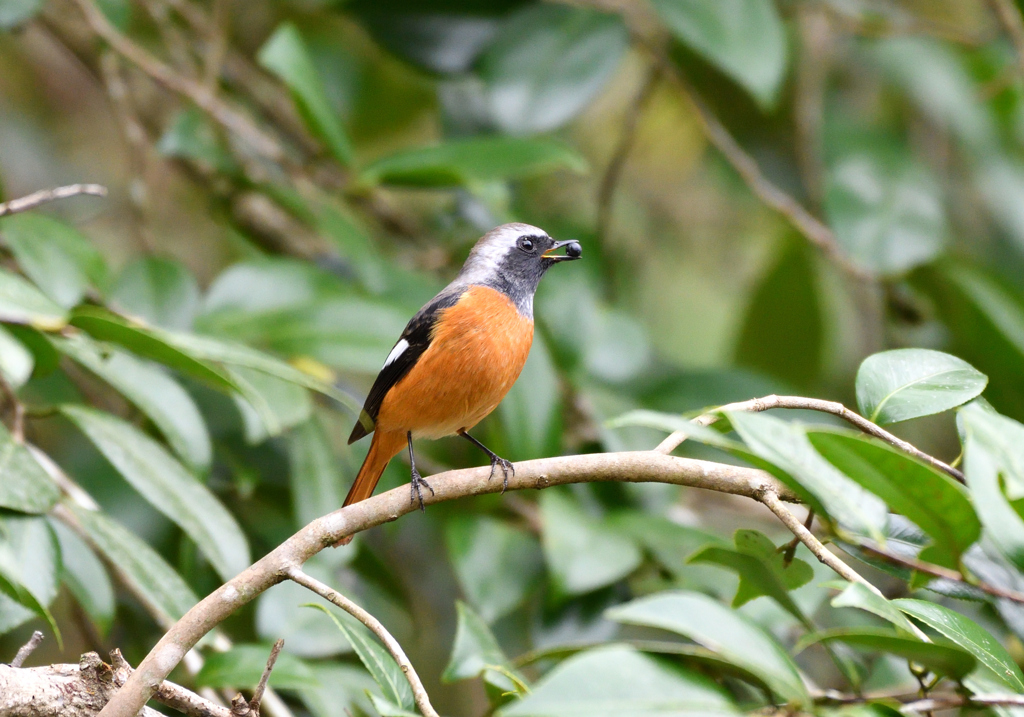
[457,223,581,316]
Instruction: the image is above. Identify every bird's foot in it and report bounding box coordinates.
[488,455,515,493]
[409,467,434,511]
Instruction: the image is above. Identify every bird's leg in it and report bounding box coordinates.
[458,429,514,493]
[407,431,433,511]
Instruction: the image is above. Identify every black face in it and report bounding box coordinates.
[489,233,582,315]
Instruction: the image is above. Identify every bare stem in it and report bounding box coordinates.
[285,567,439,717]
[10,631,44,668]
[110,649,231,717]
[654,394,964,483]
[248,640,283,716]
[0,184,107,218]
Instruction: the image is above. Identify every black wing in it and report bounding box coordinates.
[348,286,466,444]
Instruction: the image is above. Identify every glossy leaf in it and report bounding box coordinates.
[196,644,319,690]
[304,603,414,711]
[796,627,975,680]
[729,411,887,539]
[1,213,105,307]
[0,515,61,642]
[0,324,33,387]
[499,644,739,717]
[70,505,199,621]
[51,519,115,635]
[288,418,346,527]
[360,136,587,188]
[0,267,68,330]
[258,23,352,165]
[894,598,1024,691]
[855,348,986,424]
[0,421,59,514]
[689,529,812,625]
[540,489,642,596]
[477,4,627,134]
[959,401,1024,499]
[825,151,947,276]
[828,582,919,636]
[606,591,809,705]
[651,0,788,108]
[54,333,213,472]
[446,515,542,623]
[962,420,1024,574]
[442,601,519,694]
[808,430,979,561]
[62,406,250,581]
[110,256,201,331]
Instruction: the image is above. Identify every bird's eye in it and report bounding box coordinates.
[517,236,535,252]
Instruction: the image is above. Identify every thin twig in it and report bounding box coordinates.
[10,631,44,667]
[596,64,659,244]
[903,694,1024,712]
[855,541,1024,605]
[0,370,26,442]
[285,567,439,717]
[68,0,286,163]
[780,510,814,567]
[0,184,107,217]
[654,394,964,483]
[248,640,283,716]
[988,0,1024,78]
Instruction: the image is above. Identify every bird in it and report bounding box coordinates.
[341,222,582,520]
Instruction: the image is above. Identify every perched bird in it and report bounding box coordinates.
[343,223,582,516]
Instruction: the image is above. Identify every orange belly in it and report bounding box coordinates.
[376,285,534,439]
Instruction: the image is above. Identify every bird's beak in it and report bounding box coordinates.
[542,240,582,261]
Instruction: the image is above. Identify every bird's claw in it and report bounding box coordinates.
[487,456,515,493]
[409,468,434,511]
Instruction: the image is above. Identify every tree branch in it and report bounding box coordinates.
[9,631,44,668]
[654,394,964,483]
[0,184,107,217]
[286,567,439,717]
[97,450,795,717]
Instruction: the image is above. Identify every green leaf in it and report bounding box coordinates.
[0,422,59,513]
[729,411,888,540]
[258,22,352,166]
[606,591,809,705]
[959,401,1024,498]
[110,256,201,331]
[825,150,947,276]
[606,409,746,451]
[446,515,542,623]
[796,627,976,680]
[298,663,378,717]
[828,582,920,636]
[157,108,238,175]
[69,306,238,392]
[540,489,642,597]
[0,267,68,330]
[360,136,588,188]
[498,644,739,717]
[288,417,346,527]
[477,4,627,134]
[651,0,788,108]
[369,695,420,717]
[0,0,43,28]
[497,334,561,460]
[0,515,61,644]
[608,512,727,590]
[688,529,812,626]
[50,519,115,635]
[808,430,980,561]
[0,324,33,387]
[54,333,213,472]
[1,213,106,307]
[196,644,319,690]
[312,203,386,294]
[442,600,519,694]
[855,348,986,425]
[303,603,414,711]
[70,504,199,621]
[229,366,312,444]
[62,406,250,581]
[894,598,1024,691]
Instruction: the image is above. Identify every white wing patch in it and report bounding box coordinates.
[383,339,409,368]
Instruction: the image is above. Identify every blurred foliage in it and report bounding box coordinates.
[5,0,1024,716]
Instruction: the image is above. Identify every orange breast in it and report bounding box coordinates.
[377,285,534,439]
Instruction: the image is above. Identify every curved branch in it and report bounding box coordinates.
[286,567,439,717]
[0,184,107,217]
[654,394,964,483]
[97,451,794,717]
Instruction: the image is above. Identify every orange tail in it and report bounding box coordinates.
[343,430,405,507]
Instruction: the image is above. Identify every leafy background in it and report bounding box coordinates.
[5,0,1024,716]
